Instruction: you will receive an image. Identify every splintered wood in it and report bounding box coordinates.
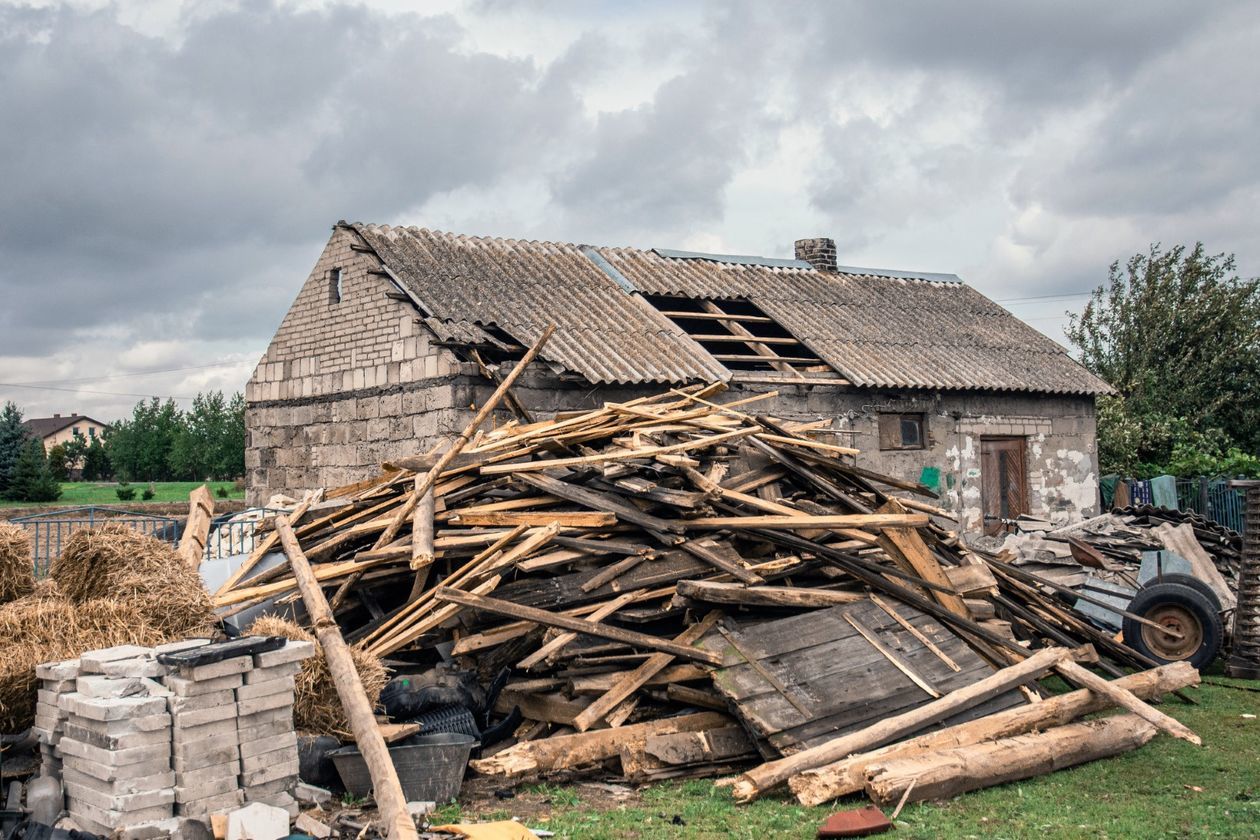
[213,381,1199,806]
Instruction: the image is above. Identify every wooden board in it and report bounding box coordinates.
[700,599,1025,758]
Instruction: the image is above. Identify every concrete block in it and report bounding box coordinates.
[240,663,300,685]
[63,766,175,796]
[237,732,296,760]
[36,659,81,681]
[168,689,236,714]
[179,656,253,682]
[239,746,298,776]
[117,816,215,840]
[37,689,69,707]
[38,676,77,693]
[235,718,292,743]
[60,692,168,722]
[69,798,173,830]
[58,737,170,767]
[174,774,240,803]
[174,760,241,788]
[79,645,154,672]
[172,717,237,746]
[96,657,168,679]
[241,777,293,798]
[239,758,299,787]
[234,706,290,730]
[235,691,294,717]
[64,779,176,812]
[292,783,330,807]
[68,711,172,734]
[63,721,170,751]
[226,802,289,840]
[176,788,244,817]
[252,642,314,669]
[75,675,159,699]
[234,676,294,702]
[62,755,173,783]
[170,703,238,728]
[165,673,244,697]
[173,743,241,773]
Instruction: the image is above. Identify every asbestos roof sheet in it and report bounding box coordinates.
[351,224,1112,395]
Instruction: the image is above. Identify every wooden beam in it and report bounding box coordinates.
[683,513,928,531]
[179,484,215,569]
[676,580,863,609]
[432,588,723,665]
[1053,659,1200,745]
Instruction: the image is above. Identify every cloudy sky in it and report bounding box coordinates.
[1,0,1257,421]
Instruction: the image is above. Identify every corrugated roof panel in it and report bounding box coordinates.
[350,224,1110,395]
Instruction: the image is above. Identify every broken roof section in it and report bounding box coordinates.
[350,223,1112,395]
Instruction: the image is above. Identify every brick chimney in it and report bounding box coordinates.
[53,413,61,418]
[794,238,837,272]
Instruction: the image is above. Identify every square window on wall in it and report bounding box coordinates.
[878,413,926,451]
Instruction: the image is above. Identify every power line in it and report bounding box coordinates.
[0,381,200,400]
[993,291,1094,305]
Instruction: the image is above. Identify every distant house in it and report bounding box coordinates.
[247,223,1113,533]
[23,413,108,453]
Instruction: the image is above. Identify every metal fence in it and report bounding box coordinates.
[10,506,181,577]
[1176,478,1248,534]
[203,508,288,561]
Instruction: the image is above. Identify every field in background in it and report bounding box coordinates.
[0,481,244,509]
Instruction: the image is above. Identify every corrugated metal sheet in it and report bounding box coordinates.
[351,224,1111,395]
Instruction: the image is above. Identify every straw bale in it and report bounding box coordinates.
[0,523,34,604]
[50,523,214,638]
[248,615,389,738]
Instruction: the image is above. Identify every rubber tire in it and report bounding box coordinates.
[1123,582,1223,671]
[1143,572,1222,612]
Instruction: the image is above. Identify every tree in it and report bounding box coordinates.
[105,398,184,481]
[170,391,246,480]
[1067,243,1260,475]
[46,443,71,482]
[6,438,61,502]
[82,435,112,481]
[0,402,28,497]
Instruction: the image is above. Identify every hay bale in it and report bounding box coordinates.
[248,615,389,738]
[0,592,163,732]
[0,523,34,604]
[51,524,214,638]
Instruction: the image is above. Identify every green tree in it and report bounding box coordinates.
[106,398,185,481]
[1067,243,1260,475]
[46,443,71,482]
[82,435,112,481]
[0,402,28,496]
[6,438,61,502]
[170,391,246,480]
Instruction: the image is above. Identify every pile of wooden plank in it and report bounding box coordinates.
[212,345,1200,809]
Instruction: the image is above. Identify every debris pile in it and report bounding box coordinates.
[214,380,1205,807]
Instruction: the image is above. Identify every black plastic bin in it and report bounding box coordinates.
[330,733,476,803]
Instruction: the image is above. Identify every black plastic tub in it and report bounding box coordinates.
[330,732,476,803]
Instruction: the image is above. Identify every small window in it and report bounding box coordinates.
[879,413,926,451]
[88,428,96,439]
[329,268,343,305]
[71,426,80,437]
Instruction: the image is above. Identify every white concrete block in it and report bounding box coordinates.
[226,802,289,840]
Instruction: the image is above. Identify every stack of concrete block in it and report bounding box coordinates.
[31,658,79,780]
[235,642,314,819]
[165,652,250,821]
[57,646,177,836]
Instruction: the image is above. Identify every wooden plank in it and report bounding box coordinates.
[479,427,759,474]
[677,580,863,609]
[869,594,961,672]
[432,588,724,665]
[180,484,215,568]
[842,613,941,699]
[683,513,928,531]
[877,499,970,619]
[449,511,616,528]
[517,592,638,669]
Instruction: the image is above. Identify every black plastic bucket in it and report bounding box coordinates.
[330,733,476,803]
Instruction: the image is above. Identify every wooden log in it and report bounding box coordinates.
[727,646,1069,803]
[572,612,720,732]
[863,714,1157,806]
[676,580,863,608]
[1053,659,1201,745]
[468,711,731,778]
[789,661,1199,805]
[432,588,723,665]
[407,481,436,603]
[275,517,417,840]
[372,324,555,549]
[179,484,215,568]
[569,663,709,694]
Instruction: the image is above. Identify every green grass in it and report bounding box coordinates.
[439,682,1260,839]
[0,481,244,509]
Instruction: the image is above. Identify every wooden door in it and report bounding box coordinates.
[980,437,1028,535]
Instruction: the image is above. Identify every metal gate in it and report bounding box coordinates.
[9,506,180,577]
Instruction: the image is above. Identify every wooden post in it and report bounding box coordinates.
[275,517,418,840]
[1054,659,1200,745]
[372,324,555,549]
[179,484,215,569]
[727,646,1068,803]
[407,480,436,603]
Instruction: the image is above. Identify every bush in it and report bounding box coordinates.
[215,486,229,499]
[141,488,155,501]
[115,482,136,501]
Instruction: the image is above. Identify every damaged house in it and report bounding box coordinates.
[246,223,1112,532]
